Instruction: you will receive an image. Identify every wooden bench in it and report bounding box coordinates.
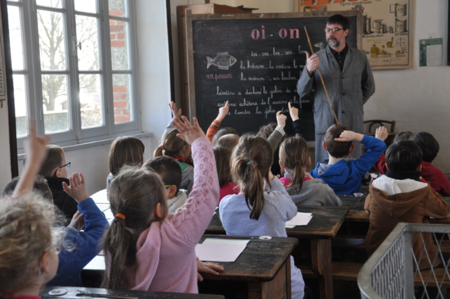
[301,262,450,288]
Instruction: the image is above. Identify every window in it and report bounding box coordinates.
[7,0,140,150]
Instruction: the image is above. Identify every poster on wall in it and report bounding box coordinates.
[295,0,415,70]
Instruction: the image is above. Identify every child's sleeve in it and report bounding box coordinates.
[206,120,221,143]
[354,135,387,175]
[364,193,372,214]
[292,119,306,137]
[424,188,450,218]
[167,137,220,246]
[435,169,450,197]
[266,177,297,220]
[267,129,283,152]
[72,198,109,270]
[373,153,388,175]
[158,117,177,146]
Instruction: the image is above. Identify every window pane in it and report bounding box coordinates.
[13,75,28,137]
[7,6,24,70]
[36,0,62,8]
[76,15,99,70]
[109,0,127,17]
[110,21,129,70]
[42,74,69,133]
[113,74,131,124]
[80,74,103,129]
[74,0,97,13]
[38,10,67,70]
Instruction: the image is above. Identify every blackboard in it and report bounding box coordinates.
[186,10,362,141]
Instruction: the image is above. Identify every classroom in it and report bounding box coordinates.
[0,0,449,298]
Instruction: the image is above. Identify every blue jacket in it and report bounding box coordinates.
[48,198,109,287]
[310,135,386,194]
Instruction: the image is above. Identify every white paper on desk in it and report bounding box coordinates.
[202,238,250,246]
[285,212,313,228]
[195,243,247,262]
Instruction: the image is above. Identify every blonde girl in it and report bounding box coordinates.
[102,116,219,292]
[279,136,342,206]
[219,134,305,299]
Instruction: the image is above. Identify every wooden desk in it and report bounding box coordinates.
[199,235,297,299]
[206,206,349,299]
[41,286,224,299]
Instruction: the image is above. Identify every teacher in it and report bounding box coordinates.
[297,14,375,163]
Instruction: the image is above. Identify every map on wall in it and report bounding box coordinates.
[296,0,415,70]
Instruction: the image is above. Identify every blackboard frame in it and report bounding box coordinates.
[185,8,363,141]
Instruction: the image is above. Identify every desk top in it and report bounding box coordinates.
[206,206,349,239]
[199,235,297,282]
[41,286,224,299]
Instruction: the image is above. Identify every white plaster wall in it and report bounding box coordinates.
[0,101,12,190]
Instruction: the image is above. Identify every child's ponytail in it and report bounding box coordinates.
[232,135,273,220]
[279,136,310,193]
[154,129,187,158]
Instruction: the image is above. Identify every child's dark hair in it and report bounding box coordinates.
[231,135,273,220]
[279,136,309,193]
[109,136,145,176]
[394,131,413,142]
[154,128,188,158]
[409,132,439,163]
[386,141,423,172]
[39,145,64,177]
[143,156,182,194]
[212,127,238,146]
[327,14,350,31]
[213,147,233,188]
[324,124,352,158]
[0,196,55,293]
[3,175,53,203]
[102,166,167,289]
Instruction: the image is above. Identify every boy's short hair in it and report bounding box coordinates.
[39,145,64,177]
[394,131,413,143]
[409,132,439,163]
[143,156,182,194]
[217,134,239,152]
[212,127,238,147]
[324,124,352,158]
[386,141,422,172]
[2,175,53,203]
[327,14,350,31]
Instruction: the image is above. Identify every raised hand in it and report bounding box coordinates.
[334,130,363,143]
[169,101,182,118]
[305,51,320,76]
[217,100,229,122]
[276,111,287,130]
[67,211,85,231]
[375,126,388,141]
[288,102,299,121]
[172,116,205,145]
[63,173,90,203]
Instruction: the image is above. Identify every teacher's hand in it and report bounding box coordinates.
[305,51,320,76]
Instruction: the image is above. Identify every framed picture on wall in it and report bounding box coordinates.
[295,0,415,70]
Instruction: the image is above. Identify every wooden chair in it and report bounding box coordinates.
[364,119,396,133]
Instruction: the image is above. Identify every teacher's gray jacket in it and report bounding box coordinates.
[297,46,375,161]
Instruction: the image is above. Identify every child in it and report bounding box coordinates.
[310,124,386,194]
[279,136,342,206]
[213,147,239,201]
[154,128,194,192]
[38,144,78,225]
[373,130,412,175]
[410,132,450,196]
[219,135,305,299]
[0,128,58,297]
[143,156,187,214]
[107,136,145,191]
[102,116,220,292]
[216,134,239,152]
[364,141,450,269]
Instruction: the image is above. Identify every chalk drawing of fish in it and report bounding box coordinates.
[206,52,237,70]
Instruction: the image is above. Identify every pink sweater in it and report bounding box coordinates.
[128,137,219,293]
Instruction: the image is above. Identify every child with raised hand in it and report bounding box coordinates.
[103,116,220,292]
[219,135,305,299]
[213,147,239,201]
[0,127,59,297]
[279,136,342,206]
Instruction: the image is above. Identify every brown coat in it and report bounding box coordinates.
[364,183,450,269]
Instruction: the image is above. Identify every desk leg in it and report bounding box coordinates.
[248,261,291,299]
[311,239,333,299]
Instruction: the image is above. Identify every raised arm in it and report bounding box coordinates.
[267,111,286,151]
[206,100,229,143]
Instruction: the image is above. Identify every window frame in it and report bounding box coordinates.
[7,0,141,151]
